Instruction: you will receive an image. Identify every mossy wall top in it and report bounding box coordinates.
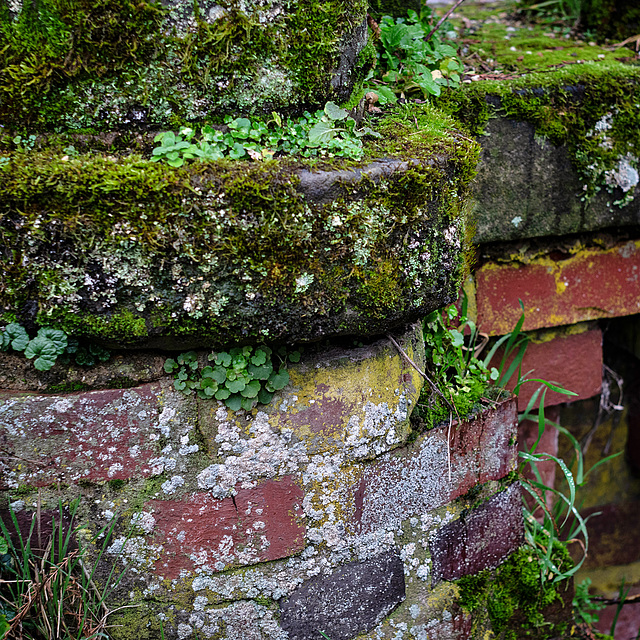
[0,0,368,131]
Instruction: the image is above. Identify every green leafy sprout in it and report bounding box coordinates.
[419,298,619,609]
[365,8,465,105]
[151,102,381,166]
[0,322,110,370]
[165,344,300,411]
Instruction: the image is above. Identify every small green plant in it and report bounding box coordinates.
[366,8,464,104]
[164,344,299,411]
[0,500,130,640]
[0,322,110,370]
[573,578,607,625]
[150,102,380,166]
[12,134,36,151]
[416,298,501,428]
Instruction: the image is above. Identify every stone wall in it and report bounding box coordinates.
[0,325,526,639]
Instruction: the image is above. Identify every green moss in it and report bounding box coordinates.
[435,61,640,202]
[0,106,478,345]
[0,0,164,126]
[39,309,149,343]
[356,259,402,318]
[46,381,89,393]
[0,0,369,130]
[12,484,37,497]
[458,545,574,639]
[107,478,127,491]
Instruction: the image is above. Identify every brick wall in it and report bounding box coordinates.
[0,323,526,640]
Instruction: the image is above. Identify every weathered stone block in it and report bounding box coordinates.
[279,550,406,640]
[197,325,425,468]
[146,477,305,579]
[1,0,369,129]
[0,381,198,489]
[475,239,640,335]
[430,483,524,584]
[353,397,518,534]
[0,138,475,349]
[472,118,640,244]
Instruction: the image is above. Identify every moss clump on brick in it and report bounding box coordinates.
[457,544,574,639]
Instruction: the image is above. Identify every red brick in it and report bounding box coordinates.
[497,327,602,409]
[353,397,518,534]
[430,483,524,583]
[147,477,305,579]
[594,586,640,640]
[0,384,165,487]
[476,240,640,335]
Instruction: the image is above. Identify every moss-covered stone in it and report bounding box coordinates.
[0,0,368,131]
[457,544,575,639]
[434,62,640,242]
[434,2,640,242]
[0,104,479,348]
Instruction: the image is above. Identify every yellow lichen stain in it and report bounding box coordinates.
[479,239,640,335]
[527,321,593,345]
[269,326,424,454]
[575,561,640,596]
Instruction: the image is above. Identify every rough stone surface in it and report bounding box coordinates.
[0,325,528,640]
[279,550,406,640]
[475,239,640,335]
[430,483,524,584]
[0,351,165,392]
[146,478,305,579]
[1,0,369,129]
[353,397,518,534]
[577,503,640,569]
[0,382,199,488]
[473,118,640,244]
[0,154,470,349]
[198,326,425,463]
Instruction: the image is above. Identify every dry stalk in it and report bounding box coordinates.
[386,333,455,413]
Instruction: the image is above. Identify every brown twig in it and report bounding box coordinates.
[386,333,455,413]
[425,0,468,44]
[592,593,640,605]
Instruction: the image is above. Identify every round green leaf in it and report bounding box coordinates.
[240,396,255,411]
[210,366,227,384]
[226,379,246,394]
[4,323,29,352]
[164,358,178,373]
[324,101,349,121]
[225,395,243,411]
[24,336,59,371]
[266,369,289,392]
[215,388,230,400]
[248,363,272,380]
[288,350,301,363]
[216,352,232,367]
[251,349,267,366]
[240,379,261,398]
[37,327,67,355]
[258,388,274,405]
